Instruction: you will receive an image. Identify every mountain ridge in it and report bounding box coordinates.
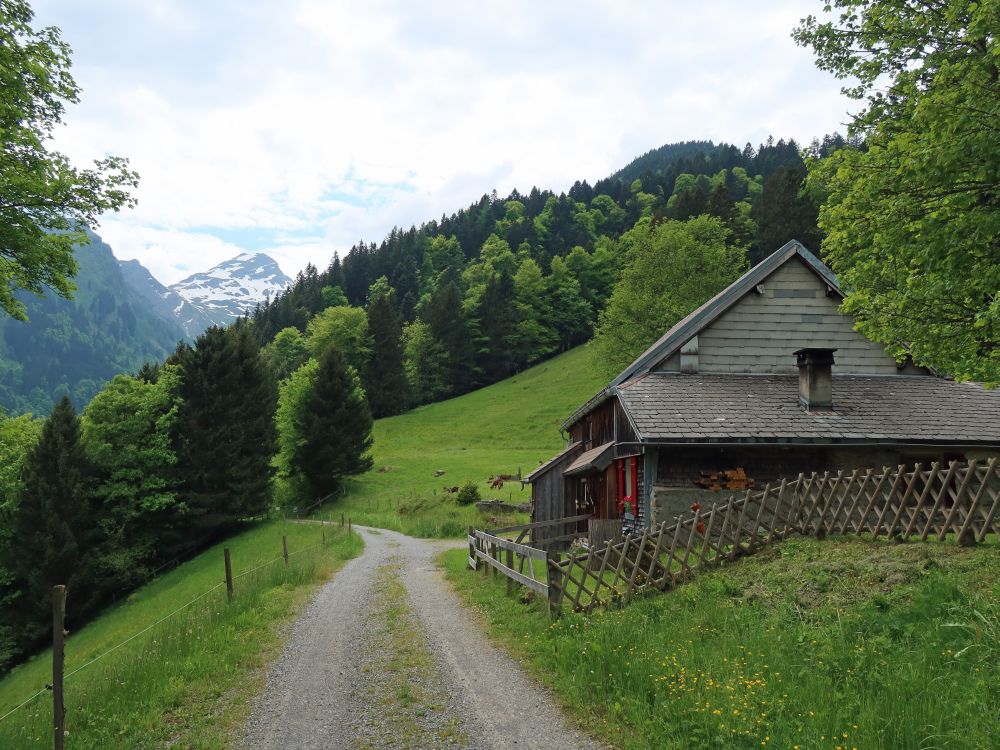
[0,231,185,415]
[117,258,215,339]
[168,253,292,329]
[119,252,293,336]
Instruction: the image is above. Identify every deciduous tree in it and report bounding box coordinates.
[81,367,182,588]
[795,0,1000,381]
[0,0,138,320]
[593,216,747,377]
[306,305,372,376]
[402,321,449,404]
[266,327,310,381]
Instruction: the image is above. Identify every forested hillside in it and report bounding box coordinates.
[0,231,184,415]
[251,136,831,416]
[0,134,841,673]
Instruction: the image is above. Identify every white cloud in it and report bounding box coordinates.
[97,222,251,283]
[33,0,854,285]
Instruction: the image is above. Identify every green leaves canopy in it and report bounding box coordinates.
[0,0,138,320]
[306,305,372,375]
[593,216,747,378]
[81,367,183,589]
[795,0,1000,381]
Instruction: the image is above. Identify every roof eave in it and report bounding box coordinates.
[638,437,1000,447]
[559,386,612,432]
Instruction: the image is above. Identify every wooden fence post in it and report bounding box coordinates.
[224,548,234,603]
[52,585,66,750]
[546,550,562,618]
[341,512,345,527]
[468,526,477,571]
[282,536,289,566]
[506,546,514,596]
[348,517,352,533]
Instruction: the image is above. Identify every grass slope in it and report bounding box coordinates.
[321,345,606,537]
[0,521,362,749]
[444,538,1000,750]
[0,344,604,745]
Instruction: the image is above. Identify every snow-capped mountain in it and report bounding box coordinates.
[168,253,292,329]
[118,259,215,339]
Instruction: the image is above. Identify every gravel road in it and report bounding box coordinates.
[241,526,607,750]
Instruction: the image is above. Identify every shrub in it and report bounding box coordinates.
[456,481,481,506]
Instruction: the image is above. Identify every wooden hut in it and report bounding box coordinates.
[529,240,1000,534]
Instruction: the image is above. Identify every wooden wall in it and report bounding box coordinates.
[531,449,577,527]
[655,258,924,376]
[569,398,616,449]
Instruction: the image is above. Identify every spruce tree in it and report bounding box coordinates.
[750,164,821,262]
[422,281,476,396]
[475,272,518,382]
[365,292,408,418]
[295,346,374,498]
[11,396,95,643]
[175,326,277,533]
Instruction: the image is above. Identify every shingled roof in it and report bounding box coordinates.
[616,373,1000,445]
[564,441,615,476]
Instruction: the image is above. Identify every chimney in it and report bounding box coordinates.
[793,348,836,411]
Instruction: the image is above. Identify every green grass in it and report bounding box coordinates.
[0,520,363,749]
[0,344,603,745]
[318,345,606,537]
[443,538,1000,750]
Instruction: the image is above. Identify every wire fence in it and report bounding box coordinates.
[0,520,352,747]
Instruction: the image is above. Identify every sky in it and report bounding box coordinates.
[33,0,855,286]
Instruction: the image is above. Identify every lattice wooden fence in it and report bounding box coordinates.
[547,459,999,615]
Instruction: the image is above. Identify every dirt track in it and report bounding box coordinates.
[241,526,606,750]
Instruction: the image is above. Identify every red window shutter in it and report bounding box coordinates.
[617,459,625,515]
[630,457,638,502]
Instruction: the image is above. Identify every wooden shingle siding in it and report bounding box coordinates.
[697,259,913,375]
[657,351,680,372]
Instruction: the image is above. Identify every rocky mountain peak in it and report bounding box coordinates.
[168,252,292,328]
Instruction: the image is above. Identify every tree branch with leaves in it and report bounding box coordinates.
[0,0,139,320]
[795,0,999,382]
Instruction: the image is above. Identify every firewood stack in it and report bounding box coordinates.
[693,468,755,491]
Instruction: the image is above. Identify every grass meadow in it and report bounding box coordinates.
[443,537,1000,750]
[0,521,362,749]
[0,344,604,747]
[315,345,607,537]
